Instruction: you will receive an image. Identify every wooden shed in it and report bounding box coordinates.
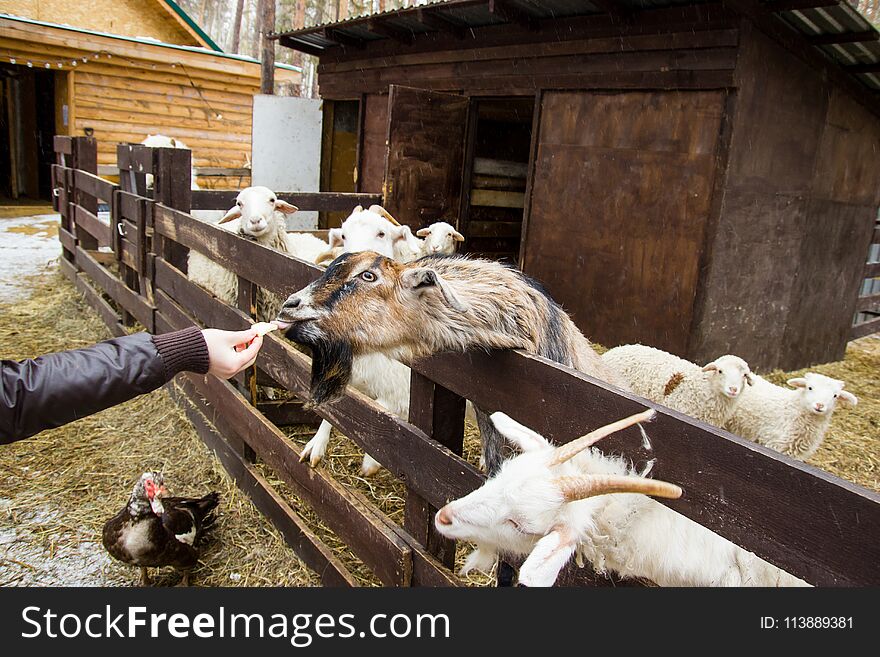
[0,3,300,197]
[274,0,880,372]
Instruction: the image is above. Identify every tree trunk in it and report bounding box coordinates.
[260,0,276,95]
[231,0,246,53]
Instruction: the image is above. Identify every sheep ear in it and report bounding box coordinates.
[352,205,363,214]
[489,412,550,453]
[838,390,858,406]
[745,372,755,386]
[787,378,807,389]
[400,267,468,313]
[452,229,465,242]
[218,206,241,224]
[328,228,344,248]
[169,138,177,147]
[702,362,718,373]
[416,227,431,237]
[517,528,576,587]
[275,199,298,214]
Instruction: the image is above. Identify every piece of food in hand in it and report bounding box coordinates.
[251,321,278,337]
[102,472,219,587]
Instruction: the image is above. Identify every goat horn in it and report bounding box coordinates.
[368,204,401,226]
[555,474,683,502]
[550,409,655,466]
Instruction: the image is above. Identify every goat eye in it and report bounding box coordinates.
[236,201,242,207]
[359,271,377,282]
[717,369,723,375]
[808,386,813,391]
[833,393,838,398]
[270,198,276,203]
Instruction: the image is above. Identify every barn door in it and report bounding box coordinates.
[382,85,469,229]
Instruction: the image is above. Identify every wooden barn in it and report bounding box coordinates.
[274,0,880,372]
[0,1,300,197]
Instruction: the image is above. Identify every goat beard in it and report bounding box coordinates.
[285,329,354,407]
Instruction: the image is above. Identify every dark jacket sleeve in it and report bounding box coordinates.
[1,327,209,444]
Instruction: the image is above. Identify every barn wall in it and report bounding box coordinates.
[0,0,199,46]
[0,18,300,190]
[690,22,880,371]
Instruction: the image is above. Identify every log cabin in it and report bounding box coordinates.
[274,0,880,371]
[0,1,300,195]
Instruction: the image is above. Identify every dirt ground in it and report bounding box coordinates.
[0,241,877,586]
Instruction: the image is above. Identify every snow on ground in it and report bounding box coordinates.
[0,213,61,304]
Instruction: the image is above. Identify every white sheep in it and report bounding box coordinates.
[416,221,464,256]
[724,372,857,460]
[302,205,473,476]
[187,186,326,321]
[601,344,753,427]
[435,410,808,587]
[140,134,200,191]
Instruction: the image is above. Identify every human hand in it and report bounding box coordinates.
[201,328,264,379]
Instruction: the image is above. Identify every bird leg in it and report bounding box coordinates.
[176,570,190,587]
[139,567,151,587]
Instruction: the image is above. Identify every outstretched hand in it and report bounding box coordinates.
[201,328,264,379]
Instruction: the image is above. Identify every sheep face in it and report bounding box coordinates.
[328,207,414,259]
[788,372,857,416]
[434,410,682,586]
[219,186,297,239]
[417,222,465,255]
[702,355,753,399]
[276,251,471,404]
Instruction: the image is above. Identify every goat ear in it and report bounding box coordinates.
[489,412,550,452]
[838,390,858,406]
[745,372,755,386]
[400,268,469,312]
[328,228,344,248]
[218,206,241,224]
[275,199,298,214]
[169,138,177,147]
[416,227,431,237]
[451,229,465,242]
[517,528,576,587]
[352,205,363,214]
[787,377,807,389]
[702,362,718,373]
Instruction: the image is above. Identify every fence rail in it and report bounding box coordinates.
[852,220,880,339]
[52,135,880,587]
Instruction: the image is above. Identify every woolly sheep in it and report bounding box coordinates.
[275,251,628,476]
[416,221,464,256]
[724,372,857,460]
[601,344,754,427]
[140,134,200,191]
[321,205,420,264]
[434,410,808,587]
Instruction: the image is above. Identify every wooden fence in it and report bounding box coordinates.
[853,219,880,340]
[52,135,880,587]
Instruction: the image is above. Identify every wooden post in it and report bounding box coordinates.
[260,0,276,95]
[404,372,466,576]
[71,136,98,252]
[153,147,192,273]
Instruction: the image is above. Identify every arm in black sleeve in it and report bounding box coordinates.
[1,326,209,444]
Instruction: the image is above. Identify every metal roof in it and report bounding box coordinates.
[162,0,223,52]
[271,0,880,95]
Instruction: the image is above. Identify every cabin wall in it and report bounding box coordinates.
[691,22,880,371]
[0,0,200,46]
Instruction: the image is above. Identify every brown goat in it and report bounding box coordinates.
[276,251,627,475]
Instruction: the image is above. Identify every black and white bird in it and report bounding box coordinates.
[102,472,219,586]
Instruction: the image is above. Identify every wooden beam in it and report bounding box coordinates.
[851,315,880,339]
[368,19,414,46]
[488,0,540,32]
[589,0,634,22]
[323,27,365,49]
[278,35,327,57]
[764,0,840,10]
[808,30,880,46]
[856,292,880,313]
[416,8,467,39]
[847,62,880,74]
[864,261,880,277]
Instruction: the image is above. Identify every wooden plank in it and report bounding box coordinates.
[358,93,389,194]
[153,206,318,298]
[167,380,358,587]
[469,189,525,208]
[154,260,242,330]
[383,85,470,228]
[864,261,880,278]
[58,226,76,254]
[808,30,879,46]
[74,168,117,202]
[856,292,880,313]
[851,315,880,340]
[74,273,125,338]
[473,158,528,178]
[466,220,522,239]
[256,400,322,427]
[75,247,155,329]
[412,349,880,586]
[72,204,112,248]
[472,174,527,191]
[53,135,73,156]
[59,256,77,283]
[190,190,382,212]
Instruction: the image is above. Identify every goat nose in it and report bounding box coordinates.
[437,506,453,526]
[283,297,301,309]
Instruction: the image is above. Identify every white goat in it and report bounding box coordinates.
[302,205,472,476]
[435,410,808,587]
[187,186,326,320]
[601,345,754,426]
[140,134,200,191]
[416,221,464,256]
[725,372,857,460]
